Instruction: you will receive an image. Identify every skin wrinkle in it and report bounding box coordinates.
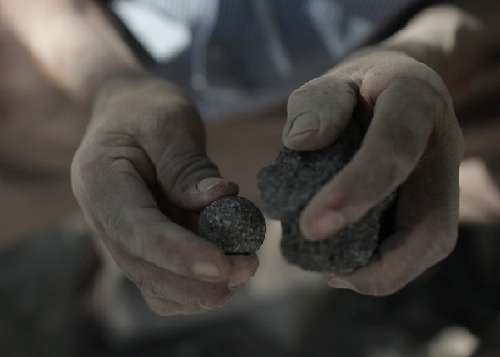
[97,131,142,149]
[110,148,157,187]
[157,152,216,198]
[73,154,108,214]
[91,132,158,190]
[285,76,358,150]
[89,164,161,257]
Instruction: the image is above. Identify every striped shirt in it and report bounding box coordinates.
[110,0,428,120]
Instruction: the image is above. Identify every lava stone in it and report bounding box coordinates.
[257,119,397,272]
[199,196,266,254]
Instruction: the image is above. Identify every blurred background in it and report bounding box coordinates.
[2,1,500,356]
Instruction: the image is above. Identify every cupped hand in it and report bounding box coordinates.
[72,74,258,315]
[283,50,464,296]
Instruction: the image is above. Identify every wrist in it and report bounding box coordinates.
[91,70,197,130]
[94,69,190,106]
[93,67,152,101]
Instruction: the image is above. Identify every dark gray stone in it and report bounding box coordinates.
[257,120,397,272]
[199,196,266,254]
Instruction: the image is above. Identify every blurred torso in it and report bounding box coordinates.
[110,0,425,120]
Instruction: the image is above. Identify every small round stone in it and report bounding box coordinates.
[199,196,266,254]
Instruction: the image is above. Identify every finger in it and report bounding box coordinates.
[158,155,239,211]
[141,112,239,210]
[107,238,258,305]
[227,254,260,289]
[326,146,460,296]
[301,81,437,240]
[73,154,233,283]
[142,294,233,316]
[107,244,235,306]
[283,75,358,151]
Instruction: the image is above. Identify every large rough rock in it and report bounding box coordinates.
[199,196,266,254]
[257,120,397,272]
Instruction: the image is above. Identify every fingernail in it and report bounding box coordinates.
[305,211,345,241]
[288,112,320,138]
[192,261,221,280]
[197,178,225,192]
[328,278,353,290]
[228,268,255,290]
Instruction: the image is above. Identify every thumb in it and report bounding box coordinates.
[138,106,239,210]
[158,154,239,211]
[283,75,359,151]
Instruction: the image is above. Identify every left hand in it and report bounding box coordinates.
[282,49,464,296]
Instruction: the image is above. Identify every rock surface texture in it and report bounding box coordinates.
[257,120,397,272]
[199,196,266,254]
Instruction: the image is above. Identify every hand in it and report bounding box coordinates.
[282,50,464,296]
[71,73,258,315]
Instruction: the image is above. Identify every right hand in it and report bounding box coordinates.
[71,73,259,315]
[283,50,464,296]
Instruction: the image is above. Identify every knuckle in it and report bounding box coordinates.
[288,82,318,105]
[72,153,112,208]
[160,153,216,191]
[71,148,100,189]
[394,77,445,118]
[288,76,353,110]
[145,102,202,142]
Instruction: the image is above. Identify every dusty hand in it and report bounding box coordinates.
[72,74,258,315]
[283,50,464,296]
